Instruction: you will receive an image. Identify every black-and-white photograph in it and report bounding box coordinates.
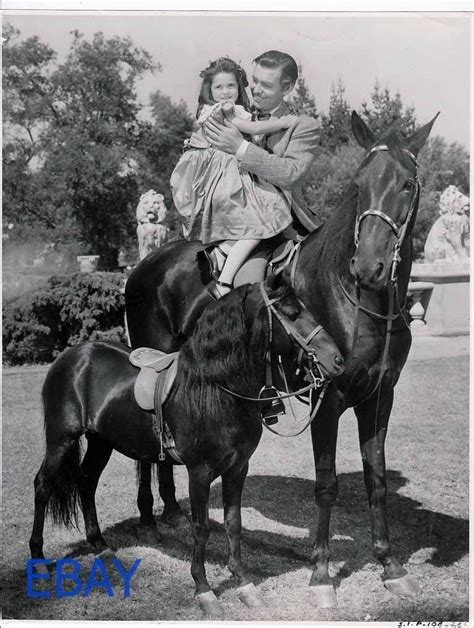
[2,5,470,624]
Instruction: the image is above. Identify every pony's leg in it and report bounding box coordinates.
[136,461,163,544]
[309,393,341,607]
[354,388,420,596]
[222,462,264,608]
[30,460,54,563]
[159,460,189,529]
[79,433,113,553]
[188,465,223,618]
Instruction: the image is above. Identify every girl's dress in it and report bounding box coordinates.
[170,102,292,244]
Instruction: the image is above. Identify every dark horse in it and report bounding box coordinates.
[125,111,438,605]
[30,274,343,617]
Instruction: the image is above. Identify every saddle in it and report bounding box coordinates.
[129,347,183,463]
[198,236,303,288]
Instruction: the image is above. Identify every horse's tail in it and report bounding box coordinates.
[44,437,82,529]
[41,352,85,529]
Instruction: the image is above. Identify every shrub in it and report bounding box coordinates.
[3,272,126,366]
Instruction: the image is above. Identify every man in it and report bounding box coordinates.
[203,49,321,237]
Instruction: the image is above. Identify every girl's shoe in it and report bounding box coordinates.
[207,280,233,300]
[204,245,228,281]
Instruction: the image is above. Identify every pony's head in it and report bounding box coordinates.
[349,111,438,291]
[247,273,344,380]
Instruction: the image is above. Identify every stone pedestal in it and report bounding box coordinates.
[77,255,100,273]
[410,262,470,336]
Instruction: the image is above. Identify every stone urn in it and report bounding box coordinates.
[77,255,100,273]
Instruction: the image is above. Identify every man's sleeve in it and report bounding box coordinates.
[239,117,320,190]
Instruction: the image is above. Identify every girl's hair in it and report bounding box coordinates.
[197,57,250,118]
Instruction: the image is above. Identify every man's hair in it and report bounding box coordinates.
[253,50,298,87]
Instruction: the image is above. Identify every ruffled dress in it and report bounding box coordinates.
[170,102,292,244]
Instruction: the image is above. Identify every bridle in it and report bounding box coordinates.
[354,144,421,286]
[216,281,332,436]
[347,143,421,405]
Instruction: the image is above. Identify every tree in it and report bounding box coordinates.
[287,65,318,118]
[3,26,159,268]
[136,91,194,238]
[320,80,352,149]
[360,81,417,137]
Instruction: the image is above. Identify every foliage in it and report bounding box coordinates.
[3,26,158,267]
[136,90,194,239]
[287,65,318,118]
[320,80,353,150]
[2,272,126,365]
[360,81,417,137]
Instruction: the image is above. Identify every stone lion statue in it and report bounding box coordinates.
[424,185,470,263]
[136,190,169,260]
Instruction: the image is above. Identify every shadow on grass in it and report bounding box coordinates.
[61,469,468,586]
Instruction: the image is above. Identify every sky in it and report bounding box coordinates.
[4,11,471,147]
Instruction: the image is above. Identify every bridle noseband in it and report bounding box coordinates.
[354,144,420,284]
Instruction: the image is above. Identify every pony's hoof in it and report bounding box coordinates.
[162,511,190,531]
[136,524,163,545]
[384,574,421,597]
[310,584,337,608]
[237,582,265,608]
[195,590,224,618]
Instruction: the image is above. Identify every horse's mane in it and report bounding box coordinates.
[176,281,292,428]
[307,127,416,278]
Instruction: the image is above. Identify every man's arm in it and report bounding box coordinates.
[239,118,320,190]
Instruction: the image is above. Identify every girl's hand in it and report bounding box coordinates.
[280,114,298,128]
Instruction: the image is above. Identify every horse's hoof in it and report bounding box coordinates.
[310,584,337,608]
[195,590,224,618]
[136,524,163,545]
[237,582,265,608]
[384,574,421,597]
[162,511,190,531]
[97,547,116,560]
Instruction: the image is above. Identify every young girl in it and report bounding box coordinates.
[170,57,296,298]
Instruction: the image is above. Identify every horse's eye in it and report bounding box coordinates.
[281,305,300,321]
[403,180,415,192]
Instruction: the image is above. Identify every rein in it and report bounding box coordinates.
[216,281,329,437]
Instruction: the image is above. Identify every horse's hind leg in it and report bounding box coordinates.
[79,433,113,553]
[29,438,81,564]
[355,388,420,597]
[136,461,162,544]
[159,460,189,529]
[222,462,264,608]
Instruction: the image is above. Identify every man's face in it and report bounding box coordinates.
[250,63,294,112]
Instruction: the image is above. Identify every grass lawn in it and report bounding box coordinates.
[1,353,469,622]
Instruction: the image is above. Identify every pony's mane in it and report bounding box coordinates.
[176,281,293,428]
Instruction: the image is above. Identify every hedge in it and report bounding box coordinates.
[3,272,127,366]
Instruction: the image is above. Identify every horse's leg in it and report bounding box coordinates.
[136,461,163,544]
[222,462,264,608]
[354,387,420,596]
[79,433,113,554]
[309,392,341,607]
[159,460,189,529]
[188,465,223,618]
[29,437,82,570]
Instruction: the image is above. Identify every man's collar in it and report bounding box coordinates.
[254,101,289,118]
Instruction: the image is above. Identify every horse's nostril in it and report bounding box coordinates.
[374,262,384,280]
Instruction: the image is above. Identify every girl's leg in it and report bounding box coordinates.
[214,239,260,297]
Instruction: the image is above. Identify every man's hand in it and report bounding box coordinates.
[203,116,244,155]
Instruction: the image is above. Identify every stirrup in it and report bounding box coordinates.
[204,245,228,281]
[207,279,233,301]
[261,398,285,425]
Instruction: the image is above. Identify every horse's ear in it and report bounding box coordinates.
[351,111,376,149]
[406,112,440,155]
[264,271,285,293]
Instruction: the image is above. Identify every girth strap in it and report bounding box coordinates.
[153,373,184,464]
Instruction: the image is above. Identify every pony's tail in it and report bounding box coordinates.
[45,437,82,529]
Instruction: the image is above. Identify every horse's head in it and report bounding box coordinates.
[349,111,438,291]
[255,273,344,380]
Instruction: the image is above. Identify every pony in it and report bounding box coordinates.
[29,274,344,617]
[124,111,438,605]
